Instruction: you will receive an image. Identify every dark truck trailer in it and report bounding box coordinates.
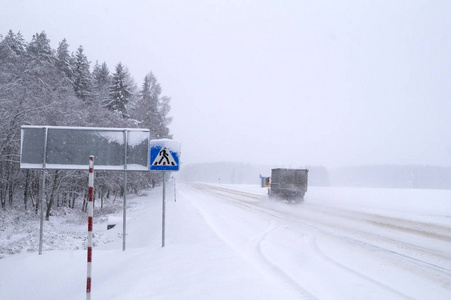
[269,168,308,203]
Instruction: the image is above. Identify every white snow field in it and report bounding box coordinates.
[1,182,450,299]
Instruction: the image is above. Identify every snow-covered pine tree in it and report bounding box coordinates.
[133,72,172,139]
[0,30,26,99]
[56,38,75,85]
[108,62,132,118]
[137,73,160,134]
[26,32,55,66]
[158,95,172,138]
[0,30,26,58]
[72,46,93,103]
[92,61,112,106]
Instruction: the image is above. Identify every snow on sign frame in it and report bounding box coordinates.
[20,126,150,171]
[150,139,181,171]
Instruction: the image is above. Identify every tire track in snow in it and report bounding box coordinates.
[305,203,451,244]
[184,184,317,299]
[244,221,317,300]
[286,203,451,275]
[193,183,451,273]
[308,235,414,299]
[276,204,451,276]
[190,183,451,297]
[193,184,413,298]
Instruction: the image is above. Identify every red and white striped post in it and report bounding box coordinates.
[86,155,94,300]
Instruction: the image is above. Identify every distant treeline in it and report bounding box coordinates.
[179,162,451,190]
[0,30,172,216]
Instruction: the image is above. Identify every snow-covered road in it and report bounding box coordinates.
[0,182,450,299]
[184,183,451,299]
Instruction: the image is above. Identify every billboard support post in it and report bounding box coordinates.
[39,170,45,255]
[38,126,48,255]
[123,130,128,251]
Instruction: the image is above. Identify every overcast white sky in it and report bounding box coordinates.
[2,1,450,168]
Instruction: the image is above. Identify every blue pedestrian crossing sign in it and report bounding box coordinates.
[150,139,180,171]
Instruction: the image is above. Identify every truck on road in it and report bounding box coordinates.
[268,168,308,203]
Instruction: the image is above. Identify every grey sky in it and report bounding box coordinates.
[2,1,450,167]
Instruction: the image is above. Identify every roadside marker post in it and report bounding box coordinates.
[150,139,181,247]
[86,156,94,300]
[174,178,177,202]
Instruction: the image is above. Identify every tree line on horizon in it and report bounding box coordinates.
[0,30,172,217]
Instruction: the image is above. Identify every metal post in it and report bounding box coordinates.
[39,170,45,255]
[39,126,48,255]
[162,172,166,247]
[123,130,127,251]
[86,156,94,300]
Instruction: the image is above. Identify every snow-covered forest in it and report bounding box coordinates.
[0,30,172,216]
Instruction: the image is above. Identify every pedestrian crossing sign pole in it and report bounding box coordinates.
[150,139,181,248]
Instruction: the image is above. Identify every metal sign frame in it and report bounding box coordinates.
[20,126,150,171]
[20,126,150,254]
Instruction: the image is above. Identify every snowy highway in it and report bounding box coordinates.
[1,182,450,299]
[184,183,451,299]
